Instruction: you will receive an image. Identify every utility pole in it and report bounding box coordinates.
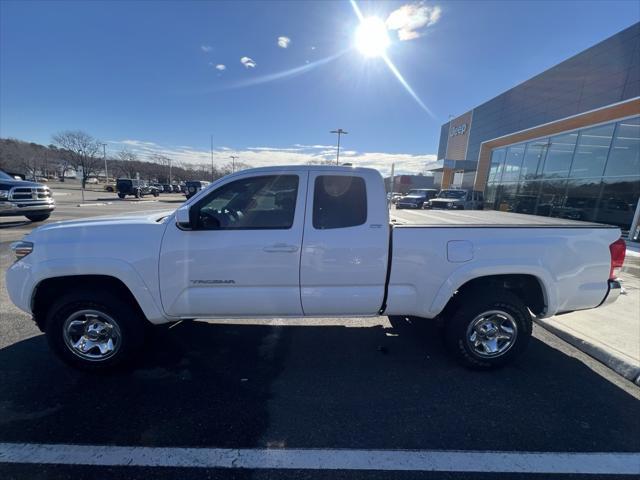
[229,155,239,173]
[168,158,172,184]
[330,128,348,165]
[210,134,214,182]
[100,143,108,182]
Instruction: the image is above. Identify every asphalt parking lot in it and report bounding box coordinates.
[0,188,639,479]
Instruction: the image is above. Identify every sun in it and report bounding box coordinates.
[355,17,390,58]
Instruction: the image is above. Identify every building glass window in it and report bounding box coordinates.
[569,123,615,179]
[536,180,568,216]
[502,144,525,182]
[541,132,578,179]
[520,140,548,180]
[562,178,602,222]
[603,117,640,177]
[488,148,506,182]
[595,176,640,229]
[486,116,639,231]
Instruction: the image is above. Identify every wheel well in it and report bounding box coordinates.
[441,274,546,318]
[32,275,147,331]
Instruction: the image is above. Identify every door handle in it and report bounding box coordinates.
[263,243,299,253]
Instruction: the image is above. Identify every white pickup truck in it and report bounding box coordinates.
[7,166,626,371]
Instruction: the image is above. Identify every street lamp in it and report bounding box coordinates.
[330,128,348,165]
[100,142,108,182]
[229,155,239,173]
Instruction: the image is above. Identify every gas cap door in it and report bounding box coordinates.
[447,240,474,263]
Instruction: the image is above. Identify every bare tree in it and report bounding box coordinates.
[116,149,139,178]
[306,158,335,166]
[52,130,101,187]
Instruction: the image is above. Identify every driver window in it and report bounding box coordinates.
[196,175,299,230]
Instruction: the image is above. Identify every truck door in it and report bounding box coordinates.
[159,172,307,317]
[300,172,389,315]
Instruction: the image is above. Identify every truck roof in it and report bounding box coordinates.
[233,165,381,175]
[391,209,616,229]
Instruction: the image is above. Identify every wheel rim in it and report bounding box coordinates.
[465,310,518,358]
[62,310,122,361]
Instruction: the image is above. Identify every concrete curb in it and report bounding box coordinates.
[76,202,113,207]
[535,319,640,386]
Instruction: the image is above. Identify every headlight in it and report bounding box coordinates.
[10,241,33,260]
[0,190,8,200]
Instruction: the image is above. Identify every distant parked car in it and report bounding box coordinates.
[396,189,438,209]
[116,178,159,199]
[179,183,187,193]
[161,184,172,193]
[185,180,210,199]
[104,182,116,192]
[85,177,99,184]
[427,189,484,210]
[171,184,180,193]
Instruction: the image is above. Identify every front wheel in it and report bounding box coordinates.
[444,290,531,369]
[45,291,146,371]
[117,193,125,199]
[153,191,159,197]
[25,213,50,222]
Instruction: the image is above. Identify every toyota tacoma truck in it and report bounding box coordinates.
[0,169,55,222]
[6,166,625,371]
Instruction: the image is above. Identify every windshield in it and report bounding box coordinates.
[438,190,467,199]
[0,170,15,180]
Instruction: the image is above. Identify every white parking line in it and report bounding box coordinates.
[0,443,638,475]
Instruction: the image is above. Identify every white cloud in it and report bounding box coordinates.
[240,56,257,68]
[215,64,226,71]
[386,2,441,41]
[277,36,291,48]
[200,45,212,52]
[107,139,435,177]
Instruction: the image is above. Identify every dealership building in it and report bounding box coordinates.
[432,22,640,239]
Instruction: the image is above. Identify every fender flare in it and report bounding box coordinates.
[428,261,557,318]
[29,258,167,323]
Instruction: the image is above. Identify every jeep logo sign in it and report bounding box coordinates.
[449,123,467,137]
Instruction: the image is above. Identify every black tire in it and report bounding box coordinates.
[106,186,114,192]
[117,193,125,199]
[444,289,532,369]
[25,213,50,222]
[45,290,146,371]
[153,191,159,197]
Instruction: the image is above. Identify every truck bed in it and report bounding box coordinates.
[390,209,614,228]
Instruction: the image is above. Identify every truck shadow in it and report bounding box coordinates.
[0,318,638,453]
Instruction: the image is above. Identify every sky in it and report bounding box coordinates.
[1,0,638,175]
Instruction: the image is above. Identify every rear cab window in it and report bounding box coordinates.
[313,175,367,229]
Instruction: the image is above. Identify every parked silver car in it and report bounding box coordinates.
[427,189,484,210]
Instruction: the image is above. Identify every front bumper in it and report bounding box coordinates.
[396,202,420,209]
[0,200,55,216]
[599,279,622,307]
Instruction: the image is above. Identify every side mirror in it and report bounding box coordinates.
[175,205,192,229]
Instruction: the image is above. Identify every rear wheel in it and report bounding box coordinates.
[117,193,125,199]
[25,213,50,222]
[444,290,531,369]
[45,290,146,371]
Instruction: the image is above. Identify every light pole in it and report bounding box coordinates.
[229,155,239,173]
[100,143,108,182]
[210,134,214,182]
[330,128,348,165]
[168,158,172,184]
